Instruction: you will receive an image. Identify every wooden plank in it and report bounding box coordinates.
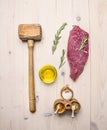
[0,0,90,130]
[90,0,107,130]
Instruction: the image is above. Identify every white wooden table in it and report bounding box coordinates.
[0,0,107,130]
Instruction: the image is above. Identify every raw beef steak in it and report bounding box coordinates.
[67,25,89,81]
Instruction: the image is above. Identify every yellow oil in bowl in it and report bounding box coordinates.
[39,65,57,84]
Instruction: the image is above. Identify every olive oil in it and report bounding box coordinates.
[39,65,57,84]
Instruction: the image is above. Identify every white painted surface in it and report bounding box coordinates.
[0,0,107,130]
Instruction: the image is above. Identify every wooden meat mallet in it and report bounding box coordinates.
[18,24,42,112]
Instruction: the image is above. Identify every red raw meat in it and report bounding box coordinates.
[67,25,89,81]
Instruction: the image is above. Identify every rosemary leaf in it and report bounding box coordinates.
[52,22,67,54]
[59,49,66,69]
[79,36,88,50]
[58,36,61,40]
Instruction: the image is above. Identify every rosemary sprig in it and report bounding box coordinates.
[59,49,66,69]
[52,22,67,54]
[79,36,88,50]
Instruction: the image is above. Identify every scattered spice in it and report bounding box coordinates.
[61,71,65,76]
[76,16,81,21]
[52,22,67,54]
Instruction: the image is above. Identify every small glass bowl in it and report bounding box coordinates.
[39,64,57,84]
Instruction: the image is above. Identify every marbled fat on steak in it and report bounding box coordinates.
[67,26,89,81]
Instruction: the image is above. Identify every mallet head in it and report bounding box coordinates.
[18,24,42,41]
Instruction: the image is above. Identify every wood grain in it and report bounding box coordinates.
[0,0,107,130]
[90,0,107,130]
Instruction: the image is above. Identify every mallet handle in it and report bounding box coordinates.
[28,40,36,112]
